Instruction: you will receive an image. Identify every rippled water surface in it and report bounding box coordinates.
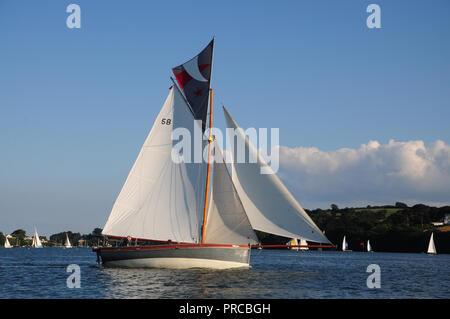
[0,247,448,298]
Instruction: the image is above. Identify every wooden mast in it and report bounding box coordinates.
[200,37,215,244]
[201,88,213,243]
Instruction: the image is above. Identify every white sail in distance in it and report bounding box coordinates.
[223,107,330,244]
[4,237,12,248]
[367,240,372,252]
[102,86,205,243]
[299,238,308,251]
[203,140,258,245]
[65,233,72,248]
[427,233,437,254]
[342,236,347,251]
[287,238,299,251]
[32,228,43,248]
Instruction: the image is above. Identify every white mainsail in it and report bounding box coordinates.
[32,228,43,248]
[65,233,72,248]
[299,238,309,251]
[203,141,258,245]
[367,240,372,252]
[102,86,205,243]
[342,236,347,251]
[4,236,12,248]
[223,107,330,244]
[427,232,437,254]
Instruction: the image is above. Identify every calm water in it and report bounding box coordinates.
[0,247,448,299]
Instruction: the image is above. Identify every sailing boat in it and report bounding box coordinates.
[342,235,351,252]
[93,40,330,269]
[287,238,309,251]
[367,240,372,252]
[32,228,43,248]
[299,238,309,251]
[64,233,72,248]
[427,232,437,255]
[287,238,299,251]
[4,236,12,248]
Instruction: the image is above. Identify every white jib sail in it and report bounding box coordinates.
[102,87,204,243]
[203,141,258,245]
[223,107,330,244]
[427,233,436,254]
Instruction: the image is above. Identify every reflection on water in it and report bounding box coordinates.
[0,247,449,298]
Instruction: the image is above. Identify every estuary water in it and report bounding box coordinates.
[0,247,448,299]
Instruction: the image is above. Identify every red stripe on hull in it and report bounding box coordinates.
[93,243,249,252]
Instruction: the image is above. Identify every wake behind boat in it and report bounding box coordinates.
[93,39,331,269]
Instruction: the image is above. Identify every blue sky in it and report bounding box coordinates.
[1,0,449,237]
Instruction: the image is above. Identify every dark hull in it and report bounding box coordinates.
[93,244,251,269]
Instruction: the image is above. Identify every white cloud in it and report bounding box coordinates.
[276,139,450,209]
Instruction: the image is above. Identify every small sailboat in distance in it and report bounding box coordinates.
[342,235,351,252]
[299,238,309,251]
[32,228,43,248]
[427,232,437,255]
[367,240,372,252]
[287,238,299,251]
[4,235,12,248]
[64,233,72,248]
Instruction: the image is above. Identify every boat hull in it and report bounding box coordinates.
[93,244,251,269]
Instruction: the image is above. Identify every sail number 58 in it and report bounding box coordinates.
[161,119,171,125]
